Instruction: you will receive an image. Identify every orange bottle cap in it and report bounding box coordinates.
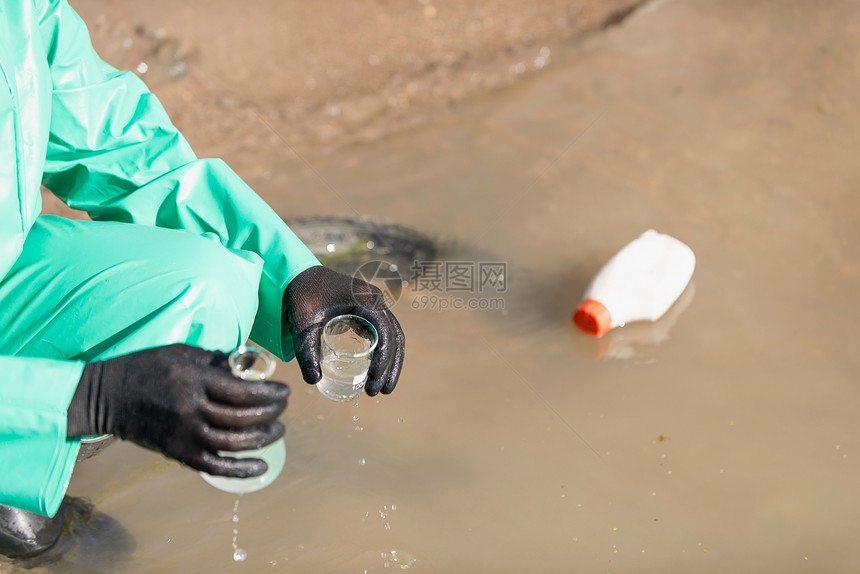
[573,299,612,338]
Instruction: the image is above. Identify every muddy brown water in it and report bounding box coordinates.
[14,1,860,573]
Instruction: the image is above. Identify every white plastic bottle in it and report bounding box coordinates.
[573,230,695,338]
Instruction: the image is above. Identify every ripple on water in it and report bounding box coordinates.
[384,549,418,569]
[358,548,419,571]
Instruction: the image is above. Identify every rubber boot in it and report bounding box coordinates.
[0,502,66,559]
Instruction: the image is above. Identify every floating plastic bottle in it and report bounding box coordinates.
[573,230,695,338]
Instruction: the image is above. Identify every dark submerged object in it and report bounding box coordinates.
[285,216,438,277]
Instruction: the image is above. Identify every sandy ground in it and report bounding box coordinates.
[72,0,643,155]
[45,0,643,218]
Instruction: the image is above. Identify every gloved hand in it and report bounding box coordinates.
[283,265,405,395]
[67,344,288,478]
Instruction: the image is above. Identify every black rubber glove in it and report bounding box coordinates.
[283,265,405,396]
[67,344,288,478]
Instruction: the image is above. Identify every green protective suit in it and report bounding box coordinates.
[0,0,320,516]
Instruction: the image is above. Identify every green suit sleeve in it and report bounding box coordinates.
[38,0,321,361]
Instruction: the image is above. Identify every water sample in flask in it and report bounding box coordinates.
[200,344,286,494]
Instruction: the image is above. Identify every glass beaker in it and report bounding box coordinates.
[317,315,378,402]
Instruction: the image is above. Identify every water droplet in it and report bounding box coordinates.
[509,62,526,75]
[233,548,248,562]
[355,425,364,431]
[398,417,405,423]
[384,522,391,530]
[354,415,360,421]
[359,458,366,465]
[326,243,336,252]
[232,514,239,523]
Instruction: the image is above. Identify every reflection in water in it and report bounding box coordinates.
[592,281,697,361]
[2,498,135,573]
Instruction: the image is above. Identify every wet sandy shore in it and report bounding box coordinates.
[72,0,643,155]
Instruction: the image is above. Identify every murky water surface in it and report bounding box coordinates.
[16,1,860,572]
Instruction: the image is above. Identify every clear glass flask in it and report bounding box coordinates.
[200,344,286,494]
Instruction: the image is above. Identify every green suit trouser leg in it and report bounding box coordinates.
[0,216,265,361]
